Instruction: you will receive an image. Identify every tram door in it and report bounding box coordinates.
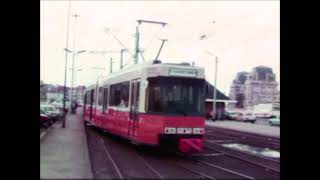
[89,89,94,122]
[83,93,87,119]
[129,79,140,137]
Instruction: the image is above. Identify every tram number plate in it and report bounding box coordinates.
[177,128,192,134]
[169,68,197,77]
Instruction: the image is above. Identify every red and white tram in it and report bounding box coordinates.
[83,61,206,154]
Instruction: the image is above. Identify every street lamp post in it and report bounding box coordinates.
[199,20,218,120]
[213,56,218,120]
[73,68,83,103]
[65,49,86,113]
[205,51,218,120]
[70,14,80,111]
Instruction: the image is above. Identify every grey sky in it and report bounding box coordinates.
[40,1,280,94]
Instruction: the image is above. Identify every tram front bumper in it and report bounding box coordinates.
[178,138,203,154]
[159,134,204,154]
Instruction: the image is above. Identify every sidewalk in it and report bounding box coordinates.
[40,112,93,179]
[206,120,280,138]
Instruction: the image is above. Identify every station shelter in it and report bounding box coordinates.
[204,81,235,120]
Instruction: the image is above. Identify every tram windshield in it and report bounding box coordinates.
[146,77,205,116]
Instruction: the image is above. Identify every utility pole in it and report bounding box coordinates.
[62,0,71,128]
[205,50,219,120]
[134,26,140,64]
[110,57,113,74]
[213,56,218,120]
[120,49,127,69]
[70,14,80,112]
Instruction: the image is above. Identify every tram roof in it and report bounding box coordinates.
[85,61,205,90]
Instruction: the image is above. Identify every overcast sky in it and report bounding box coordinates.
[40,0,280,94]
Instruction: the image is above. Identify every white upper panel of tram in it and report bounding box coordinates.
[85,61,205,91]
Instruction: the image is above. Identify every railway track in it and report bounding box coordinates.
[174,162,217,179]
[85,124,280,179]
[176,154,255,179]
[135,151,165,179]
[100,137,124,179]
[206,126,280,143]
[206,139,280,163]
[87,125,196,179]
[205,127,280,150]
[204,141,280,173]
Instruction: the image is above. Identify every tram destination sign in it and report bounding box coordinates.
[169,68,197,77]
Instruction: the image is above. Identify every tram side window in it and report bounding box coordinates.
[120,82,130,108]
[110,82,129,108]
[136,81,140,110]
[102,87,109,112]
[91,90,95,104]
[110,84,120,106]
[84,93,87,105]
[86,92,91,105]
[98,87,103,106]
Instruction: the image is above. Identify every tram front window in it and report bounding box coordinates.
[147,77,204,115]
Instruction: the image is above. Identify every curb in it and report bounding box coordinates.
[40,122,56,140]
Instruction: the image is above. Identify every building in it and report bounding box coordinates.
[205,81,236,119]
[229,72,248,108]
[229,66,279,108]
[75,86,86,103]
[40,83,72,102]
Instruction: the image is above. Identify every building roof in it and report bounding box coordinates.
[237,72,249,84]
[205,81,230,100]
[252,66,275,81]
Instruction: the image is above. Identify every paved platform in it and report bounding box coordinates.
[206,120,280,138]
[40,113,93,179]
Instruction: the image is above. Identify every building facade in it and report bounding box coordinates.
[229,66,279,108]
[40,82,84,103]
[75,86,86,103]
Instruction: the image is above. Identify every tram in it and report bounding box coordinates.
[83,61,206,154]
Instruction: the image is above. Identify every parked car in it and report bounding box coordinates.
[269,116,280,126]
[235,112,256,123]
[225,111,238,120]
[50,101,63,109]
[255,112,273,118]
[40,109,52,127]
[40,104,61,122]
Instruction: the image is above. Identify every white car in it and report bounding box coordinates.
[269,116,280,126]
[255,112,273,118]
[236,112,256,123]
[50,101,63,109]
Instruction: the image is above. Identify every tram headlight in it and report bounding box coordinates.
[164,127,176,134]
[193,128,204,134]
